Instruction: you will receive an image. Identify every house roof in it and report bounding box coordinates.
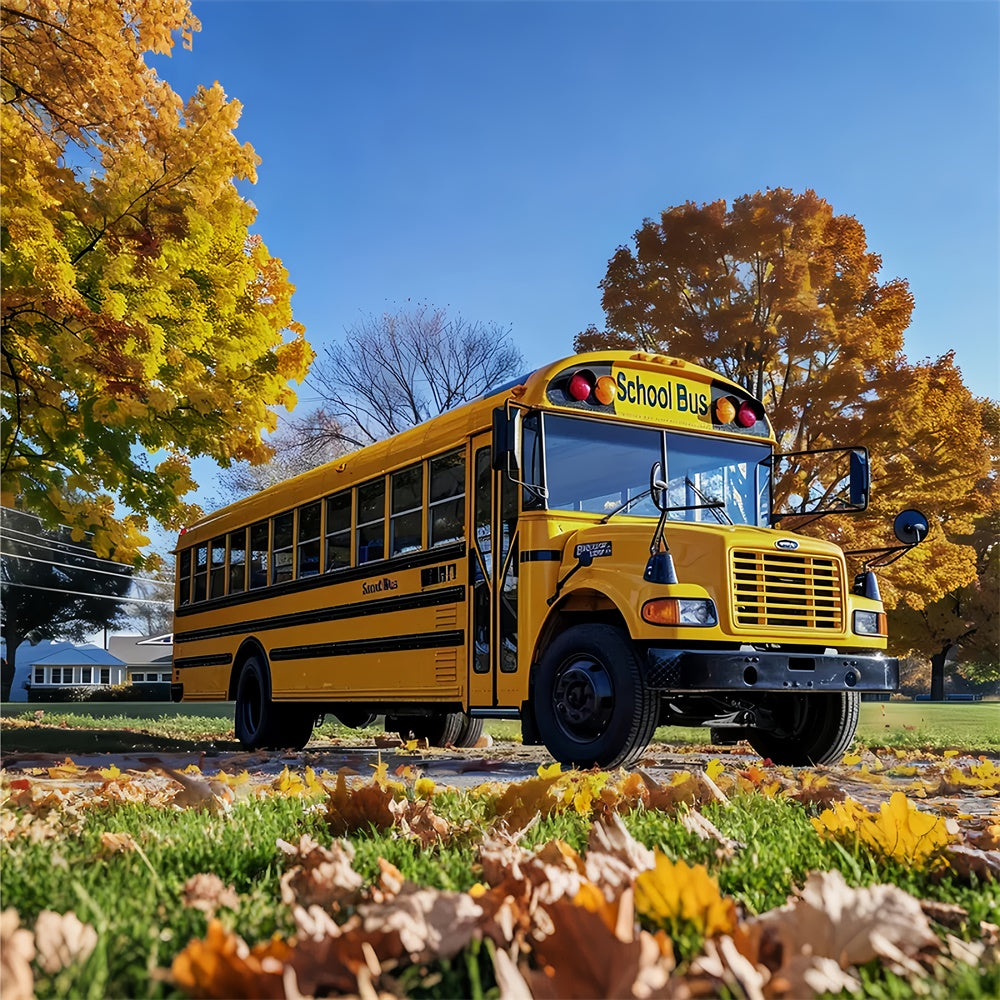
[108,634,173,666]
[30,644,126,667]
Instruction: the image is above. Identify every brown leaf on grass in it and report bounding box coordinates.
[637,769,728,813]
[479,831,588,904]
[291,905,407,995]
[171,919,291,999]
[33,910,98,974]
[152,766,235,814]
[182,874,240,915]
[277,835,363,910]
[781,770,846,807]
[326,771,395,837]
[526,897,677,1000]
[356,883,483,963]
[1,909,36,1000]
[100,831,138,854]
[388,796,451,846]
[945,845,1000,882]
[748,870,938,988]
[584,813,656,896]
[920,899,969,928]
[680,809,745,859]
[487,772,563,830]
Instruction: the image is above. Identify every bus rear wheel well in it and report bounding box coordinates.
[228,638,268,700]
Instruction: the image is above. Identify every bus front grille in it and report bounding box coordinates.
[730,550,844,631]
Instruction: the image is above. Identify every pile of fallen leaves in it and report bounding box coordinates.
[1,752,998,998]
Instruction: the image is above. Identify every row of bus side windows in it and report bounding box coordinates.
[178,448,466,605]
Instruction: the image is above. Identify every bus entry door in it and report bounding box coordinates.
[468,435,520,708]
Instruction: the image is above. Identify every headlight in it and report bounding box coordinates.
[853,610,886,635]
[642,598,718,627]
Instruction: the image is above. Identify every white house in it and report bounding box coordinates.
[107,633,173,685]
[26,642,127,695]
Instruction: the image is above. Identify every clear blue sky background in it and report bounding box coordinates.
[155,0,998,428]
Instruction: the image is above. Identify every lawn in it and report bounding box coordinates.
[1,701,999,998]
[2,699,998,754]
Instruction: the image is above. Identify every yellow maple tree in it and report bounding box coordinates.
[1,0,312,562]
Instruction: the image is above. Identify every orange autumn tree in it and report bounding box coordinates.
[577,190,997,656]
[1,0,312,563]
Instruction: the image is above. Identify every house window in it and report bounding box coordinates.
[81,667,92,684]
[34,668,44,685]
[391,465,423,556]
[100,668,110,685]
[159,673,171,682]
[133,673,146,682]
[297,502,321,578]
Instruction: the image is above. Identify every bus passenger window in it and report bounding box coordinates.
[193,544,208,602]
[272,511,294,584]
[249,521,268,588]
[297,502,321,577]
[178,549,192,606]
[429,449,465,547]
[229,529,247,594]
[209,536,226,598]
[391,465,423,556]
[357,479,385,564]
[325,492,351,570]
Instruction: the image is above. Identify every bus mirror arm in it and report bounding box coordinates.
[547,550,593,607]
[845,509,929,573]
[492,403,549,501]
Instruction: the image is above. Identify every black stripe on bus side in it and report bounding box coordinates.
[173,653,234,670]
[174,585,465,645]
[520,549,561,562]
[270,630,465,662]
[175,542,467,618]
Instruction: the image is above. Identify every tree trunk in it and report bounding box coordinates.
[929,641,956,702]
[1,629,24,701]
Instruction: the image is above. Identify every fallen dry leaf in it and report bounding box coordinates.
[634,850,736,939]
[1,909,36,1000]
[171,919,291,999]
[583,813,656,896]
[945,845,1000,882]
[277,835,363,910]
[326,771,395,837]
[33,909,98,974]
[680,809,744,859]
[182,873,240,915]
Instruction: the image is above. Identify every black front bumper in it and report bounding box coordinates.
[646,648,898,693]
[170,682,184,703]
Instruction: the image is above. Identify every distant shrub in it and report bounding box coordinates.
[27,682,170,703]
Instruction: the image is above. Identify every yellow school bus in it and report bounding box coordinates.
[171,350,901,767]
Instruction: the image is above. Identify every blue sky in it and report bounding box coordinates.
[155,0,998,421]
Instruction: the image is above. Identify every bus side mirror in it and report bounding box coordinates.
[492,406,520,473]
[849,449,869,509]
[893,509,929,546]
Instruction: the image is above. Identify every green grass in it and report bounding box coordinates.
[3,788,997,998]
[2,700,998,753]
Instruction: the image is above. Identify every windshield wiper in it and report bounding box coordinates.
[600,488,655,523]
[683,478,732,524]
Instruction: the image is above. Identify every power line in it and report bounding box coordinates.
[0,549,172,586]
[1,581,172,606]
[0,526,143,567]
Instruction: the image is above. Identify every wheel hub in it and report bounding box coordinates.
[553,657,614,737]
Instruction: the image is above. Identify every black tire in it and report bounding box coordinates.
[534,624,658,768]
[234,654,282,749]
[235,654,315,750]
[333,708,377,729]
[453,714,484,748]
[747,692,860,765]
[398,712,465,747]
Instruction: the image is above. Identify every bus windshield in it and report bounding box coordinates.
[537,413,771,526]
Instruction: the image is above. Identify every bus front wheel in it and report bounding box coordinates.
[534,624,658,768]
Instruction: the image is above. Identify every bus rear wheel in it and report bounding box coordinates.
[395,712,481,748]
[234,655,314,750]
[534,624,658,768]
[747,691,860,766]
